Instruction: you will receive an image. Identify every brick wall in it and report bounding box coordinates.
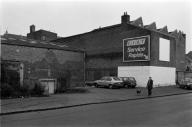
[150,31,176,68]
[27,30,57,41]
[1,44,84,88]
[175,35,186,71]
[85,25,176,68]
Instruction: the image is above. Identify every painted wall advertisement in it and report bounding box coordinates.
[123,35,150,62]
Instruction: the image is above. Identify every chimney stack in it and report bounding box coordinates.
[30,25,35,33]
[121,12,130,24]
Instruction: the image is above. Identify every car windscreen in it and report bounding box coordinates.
[101,77,106,80]
[113,77,121,81]
[128,77,135,81]
[185,78,192,82]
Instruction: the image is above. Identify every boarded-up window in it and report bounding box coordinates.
[159,38,170,61]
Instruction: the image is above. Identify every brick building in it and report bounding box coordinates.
[53,13,186,87]
[1,32,85,93]
[27,25,57,41]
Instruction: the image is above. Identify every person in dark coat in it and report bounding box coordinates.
[147,77,153,96]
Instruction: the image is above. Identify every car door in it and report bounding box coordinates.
[104,77,112,86]
[98,77,106,86]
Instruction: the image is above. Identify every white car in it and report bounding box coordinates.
[94,76,123,89]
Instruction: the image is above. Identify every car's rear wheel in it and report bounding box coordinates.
[95,84,98,88]
[132,86,136,88]
[124,84,128,88]
[187,85,192,90]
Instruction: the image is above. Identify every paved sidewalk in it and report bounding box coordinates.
[1,86,192,115]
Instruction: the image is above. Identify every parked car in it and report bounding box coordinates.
[178,78,192,90]
[85,81,96,87]
[94,76,123,89]
[119,77,137,88]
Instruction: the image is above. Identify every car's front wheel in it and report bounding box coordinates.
[187,85,192,90]
[95,83,98,88]
[108,84,113,89]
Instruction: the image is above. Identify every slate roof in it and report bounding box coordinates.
[37,29,57,35]
[53,16,182,43]
[0,34,84,53]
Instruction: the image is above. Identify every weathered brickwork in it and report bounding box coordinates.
[150,31,176,67]
[84,26,177,80]
[1,44,84,88]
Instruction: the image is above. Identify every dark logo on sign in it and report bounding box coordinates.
[123,36,150,62]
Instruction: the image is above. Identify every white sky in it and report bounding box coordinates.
[0,0,191,53]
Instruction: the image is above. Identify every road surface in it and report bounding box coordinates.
[1,93,192,127]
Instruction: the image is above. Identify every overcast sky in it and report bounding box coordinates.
[0,0,191,53]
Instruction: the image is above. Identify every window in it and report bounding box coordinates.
[41,36,46,41]
[106,77,112,81]
[101,77,106,80]
[159,38,170,61]
[113,77,121,81]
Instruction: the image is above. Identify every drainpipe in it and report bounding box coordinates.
[20,63,24,86]
[83,51,86,87]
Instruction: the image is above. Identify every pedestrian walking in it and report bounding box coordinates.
[147,77,153,96]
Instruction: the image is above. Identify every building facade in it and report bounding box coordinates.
[53,13,186,87]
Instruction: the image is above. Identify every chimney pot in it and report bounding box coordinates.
[121,12,130,24]
[30,25,35,33]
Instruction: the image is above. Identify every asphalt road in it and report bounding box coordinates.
[1,93,192,127]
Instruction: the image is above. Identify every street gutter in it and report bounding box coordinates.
[1,91,192,116]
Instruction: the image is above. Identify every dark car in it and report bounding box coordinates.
[120,77,137,88]
[85,81,96,87]
[177,78,192,90]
